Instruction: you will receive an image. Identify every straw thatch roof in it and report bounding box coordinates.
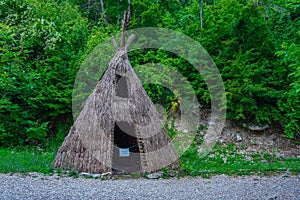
[52,13,179,174]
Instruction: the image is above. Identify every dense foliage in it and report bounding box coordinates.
[0,0,89,146]
[0,0,299,147]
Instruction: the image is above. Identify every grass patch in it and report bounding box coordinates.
[180,142,300,177]
[0,148,55,174]
[0,142,299,177]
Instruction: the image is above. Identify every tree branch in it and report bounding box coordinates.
[128,0,131,19]
[100,0,105,13]
[200,0,203,29]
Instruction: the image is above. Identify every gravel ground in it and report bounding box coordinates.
[0,173,299,200]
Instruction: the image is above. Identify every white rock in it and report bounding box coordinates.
[92,174,101,178]
[101,172,112,179]
[208,121,216,126]
[79,172,103,179]
[236,134,242,141]
[146,172,164,179]
[249,124,269,131]
[80,172,90,176]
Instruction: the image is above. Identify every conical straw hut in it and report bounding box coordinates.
[53,13,179,174]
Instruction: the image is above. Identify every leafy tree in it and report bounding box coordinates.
[0,0,89,146]
[1,0,299,148]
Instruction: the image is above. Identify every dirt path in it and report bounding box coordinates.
[0,173,299,200]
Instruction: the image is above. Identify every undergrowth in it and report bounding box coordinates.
[0,148,55,174]
[0,142,299,177]
[180,142,300,178]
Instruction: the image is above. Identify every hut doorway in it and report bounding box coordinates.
[112,121,141,173]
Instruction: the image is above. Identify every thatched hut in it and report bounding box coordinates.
[52,13,179,174]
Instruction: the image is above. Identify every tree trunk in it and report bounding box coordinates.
[200,0,203,29]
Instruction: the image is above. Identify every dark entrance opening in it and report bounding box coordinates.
[112,121,141,173]
[115,75,129,98]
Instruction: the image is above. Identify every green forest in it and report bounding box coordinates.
[0,0,299,150]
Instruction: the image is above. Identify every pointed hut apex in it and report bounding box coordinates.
[112,11,135,52]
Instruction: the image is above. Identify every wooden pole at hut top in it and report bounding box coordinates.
[121,11,129,48]
[113,11,135,52]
